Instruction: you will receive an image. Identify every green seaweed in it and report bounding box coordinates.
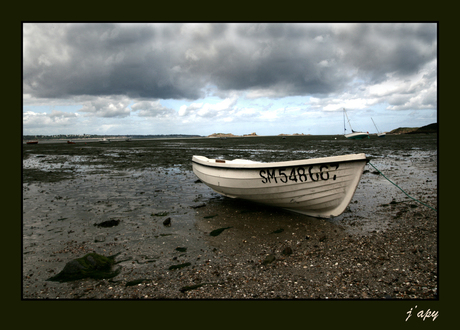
[168,262,191,270]
[175,247,187,252]
[152,211,169,216]
[94,219,120,228]
[47,252,120,282]
[204,214,218,219]
[209,226,232,237]
[271,228,284,234]
[262,254,276,265]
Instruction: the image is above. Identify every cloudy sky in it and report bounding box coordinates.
[23,22,437,136]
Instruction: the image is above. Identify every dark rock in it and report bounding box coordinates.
[163,217,171,226]
[282,247,293,255]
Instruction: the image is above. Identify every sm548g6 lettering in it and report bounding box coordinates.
[259,163,340,184]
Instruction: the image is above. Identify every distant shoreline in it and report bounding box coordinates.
[23,123,437,143]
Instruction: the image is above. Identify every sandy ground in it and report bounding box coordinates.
[22,135,437,299]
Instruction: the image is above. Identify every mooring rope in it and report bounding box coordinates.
[368,162,437,212]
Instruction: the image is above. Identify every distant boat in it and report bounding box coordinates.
[26,141,38,144]
[125,138,132,142]
[100,138,110,144]
[343,108,369,139]
[371,118,386,138]
[192,153,368,218]
[67,140,76,144]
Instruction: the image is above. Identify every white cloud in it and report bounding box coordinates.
[23,110,77,129]
[78,96,131,118]
[131,100,176,117]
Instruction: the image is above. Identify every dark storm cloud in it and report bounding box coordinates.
[23,23,200,99]
[23,23,437,101]
[335,23,437,84]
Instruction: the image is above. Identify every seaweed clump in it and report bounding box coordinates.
[47,253,120,282]
[209,227,232,237]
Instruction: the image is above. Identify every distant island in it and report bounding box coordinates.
[208,132,259,138]
[388,123,437,135]
[207,132,312,138]
[278,133,310,136]
[207,133,239,138]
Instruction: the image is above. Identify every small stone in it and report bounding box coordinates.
[163,217,171,226]
[262,254,276,265]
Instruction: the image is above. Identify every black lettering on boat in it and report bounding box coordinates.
[278,168,288,183]
[320,165,329,181]
[261,163,340,184]
[309,166,319,182]
[267,169,277,183]
[297,167,307,182]
[289,168,298,182]
[330,163,340,180]
[259,170,267,184]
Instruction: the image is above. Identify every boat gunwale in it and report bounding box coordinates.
[192,154,368,170]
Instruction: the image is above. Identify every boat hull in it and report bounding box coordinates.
[192,154,367,218]
[345,132,369,139]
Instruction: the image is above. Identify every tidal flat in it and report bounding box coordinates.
[22,134,437,299]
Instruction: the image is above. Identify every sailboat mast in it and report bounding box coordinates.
[343,108,353,131]
[371,117,380,133]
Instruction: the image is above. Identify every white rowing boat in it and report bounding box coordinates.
[192,153,368,218]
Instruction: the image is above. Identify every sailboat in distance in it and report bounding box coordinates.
[343,108,369,140]
[371,117,386,138]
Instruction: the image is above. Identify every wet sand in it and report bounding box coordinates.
[22,135,437,299]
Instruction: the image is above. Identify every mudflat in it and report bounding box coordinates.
[22,134,437,299]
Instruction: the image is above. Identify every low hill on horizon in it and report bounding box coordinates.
[389,123,437,135]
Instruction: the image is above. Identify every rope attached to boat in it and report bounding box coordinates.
[367,162,437,212]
